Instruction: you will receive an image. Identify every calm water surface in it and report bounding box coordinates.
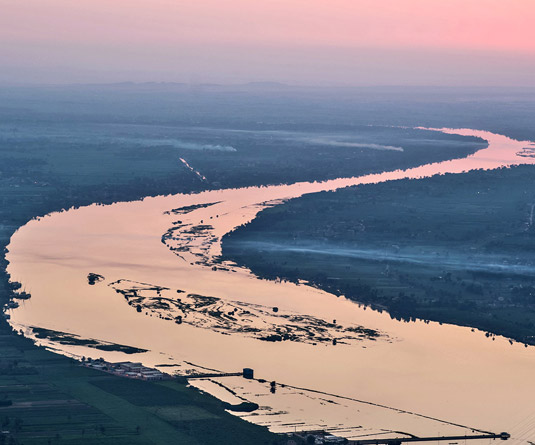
[6,129,535,441]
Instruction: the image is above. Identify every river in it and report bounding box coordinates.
[5,128,535,442]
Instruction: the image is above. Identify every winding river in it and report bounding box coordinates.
[5,128,535,442]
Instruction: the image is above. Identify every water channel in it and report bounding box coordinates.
[5,128,535,442]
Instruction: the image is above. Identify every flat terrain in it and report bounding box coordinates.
[1,84,535,443]
[0,324,277,445]
[223,165,535,345]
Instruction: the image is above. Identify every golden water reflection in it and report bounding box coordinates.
[6,128,535,442]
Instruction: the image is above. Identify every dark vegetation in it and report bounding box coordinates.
[86,274,104,286]
[223,165,535,345]
[109,280,381,345]
[1,84,535,443]
[221,402,260,413]
[0,325,278,445]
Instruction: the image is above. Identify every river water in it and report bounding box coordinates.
[5,128,535,442]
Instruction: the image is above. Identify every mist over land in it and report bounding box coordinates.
[1,83,535,444]
[1,0,535,443]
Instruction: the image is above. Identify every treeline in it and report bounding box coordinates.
[222,165,535,345]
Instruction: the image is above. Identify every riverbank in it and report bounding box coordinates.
[0,186,281,445]
[222,164,535,345]
[0,127,280,444]
[0,320,279,445]
[5,128,535,442]
[0,127,476,442]
[3,84,534,442]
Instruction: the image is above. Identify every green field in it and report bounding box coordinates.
[0,324,278,445]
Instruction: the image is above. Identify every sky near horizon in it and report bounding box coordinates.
[1,0,535,86]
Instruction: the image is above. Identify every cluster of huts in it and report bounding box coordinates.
[83,358,167,381]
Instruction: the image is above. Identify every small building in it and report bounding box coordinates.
[243,368,254,379]
[90,364,106,371]
[323,434,345,444]
[117,362,143,373]
[141,371,164,381]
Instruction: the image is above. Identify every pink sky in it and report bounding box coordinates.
[1,0,534,85]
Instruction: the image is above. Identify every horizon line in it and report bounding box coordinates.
[3,81,535,90]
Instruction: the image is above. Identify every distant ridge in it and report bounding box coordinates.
[244,81,289,88]
[49,81,296,92]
